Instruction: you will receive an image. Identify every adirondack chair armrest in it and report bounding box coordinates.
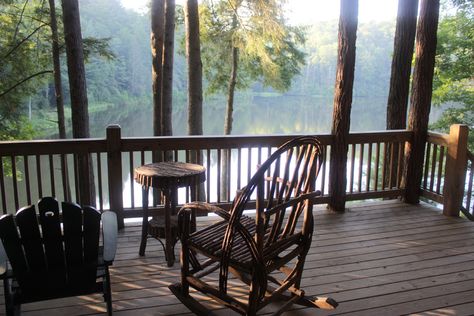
[0,241,7,277]
[102,211,118,263]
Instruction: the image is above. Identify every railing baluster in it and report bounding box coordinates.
[321,146,327,195]
[247,147,252,184]
[11,156,19,211]
[23,155,31,205]
[381,143,388,190]
[237,147,242,190]
[97,152,103,211]
[366,143,372,192]
[217,149,221,203]
[60,154,70,202]
[429,144,438,192]
[396,142,404,188]
[73,155,79,202]
[374,142,380,191]
[423,142,431,189]
[206,149,211,203]
[129,151,135,209]
[436,146,445,194]
[49,154,55,197]
[349,144,355,193]
[465,161,473,212]
[226,149,231,202]
[36,155,43,198]
[388,142,395,189]
[358,143,364,193]
[0,157,7,213]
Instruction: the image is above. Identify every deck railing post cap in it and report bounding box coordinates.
[107,124,121,130]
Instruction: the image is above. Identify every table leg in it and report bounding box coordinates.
[164,188,176,266]
[139,187,149,256]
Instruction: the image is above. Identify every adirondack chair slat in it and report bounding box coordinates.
[0,215,27,275]
[83,206,101,286]
[38,197,65,270]
[15,205,46,273]
[62,202,83,267]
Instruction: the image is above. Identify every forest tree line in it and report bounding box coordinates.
[0,0,472,143]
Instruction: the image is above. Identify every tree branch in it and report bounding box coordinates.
[4,23,49,59]
[0,70,52,98]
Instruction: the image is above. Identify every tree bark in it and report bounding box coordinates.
[49,0,66,139]
[185,0,203,136]
[403,0,440,204]
[161,0,175,139]
[385,0,419,190]
[61,0,94,206]
[185,0,205,201]
[151,0,165,137]
[224,46,239,136]
[386,0,419,130]
[328,0,359,213]
[61,0,89,139]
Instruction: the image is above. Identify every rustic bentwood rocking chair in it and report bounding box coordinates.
[169,136,338,315]
[0,197,117,316]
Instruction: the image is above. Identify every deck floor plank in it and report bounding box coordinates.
[1,201,474,315]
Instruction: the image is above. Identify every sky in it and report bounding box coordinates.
[120,0,400,24]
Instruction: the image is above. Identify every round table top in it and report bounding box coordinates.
[134,161,206,189]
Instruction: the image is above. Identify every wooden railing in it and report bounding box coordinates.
[1,125,470,226]
[423,124,470,218]
[461,151,474,220]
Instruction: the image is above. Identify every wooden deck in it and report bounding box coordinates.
[2,200,474,316]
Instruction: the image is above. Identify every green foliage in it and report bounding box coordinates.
[432,2,474,149]
[199,0,306,95]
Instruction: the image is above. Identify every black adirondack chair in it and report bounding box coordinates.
[0,197,117,316]
[169,136,338,315]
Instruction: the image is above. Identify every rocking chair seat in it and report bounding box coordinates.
[188,215,257,269]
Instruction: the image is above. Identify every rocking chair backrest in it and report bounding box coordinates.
[0,197,101,299]
[219,136,323,292]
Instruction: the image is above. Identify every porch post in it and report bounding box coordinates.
[403,0,440,204]
[107,125,124,229]
[328,0,359,213]
[443,124,468,217]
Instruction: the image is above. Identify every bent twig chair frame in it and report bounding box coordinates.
[169,136,338,315]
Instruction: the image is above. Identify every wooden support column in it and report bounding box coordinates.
[403,0,440,204]
[107,125,124,229]
[443,124,468,217]
[328,0,359,213]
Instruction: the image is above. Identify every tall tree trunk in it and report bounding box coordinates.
[384,0,419,190]
[403,0,440,204]
[328,0,359,213]
[61,0,94,206]
[384,0,418,188]
[221,46,238,201]
[185,0,205,201]
[151,0,165,206]
[185,0,203,137]
[151,0,165,138]
[386,0,419,130]
[224,47,238,136]
[161,0,175,139]
[49,0,71,201]
[49,0,66,139]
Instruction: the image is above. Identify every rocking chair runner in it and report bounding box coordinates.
[169,136,338,315]
[0,197,117,316]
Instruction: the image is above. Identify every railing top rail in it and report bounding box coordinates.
[0,129,414,156]
[427,131,450,147]
[0,138,106,156]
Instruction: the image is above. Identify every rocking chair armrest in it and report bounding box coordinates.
[0,241,6,277]
[102,211,118,263]
[266,190,322,216]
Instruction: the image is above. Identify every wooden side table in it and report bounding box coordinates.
[134,161,206,266]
